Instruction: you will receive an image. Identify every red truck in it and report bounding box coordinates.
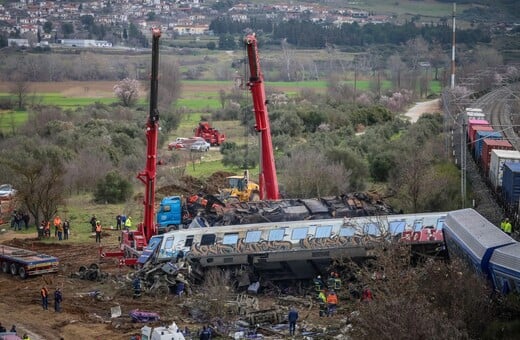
[194,121,226,146]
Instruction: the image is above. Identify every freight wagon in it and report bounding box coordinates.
[0,244,59,279]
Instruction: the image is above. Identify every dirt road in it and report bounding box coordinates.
[404,99,440,123]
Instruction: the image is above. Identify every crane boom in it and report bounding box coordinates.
[244,33,280,200]
[137,27,161,242]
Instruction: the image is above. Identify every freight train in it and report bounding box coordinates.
[443,208,520,294]
[465,108,520,224]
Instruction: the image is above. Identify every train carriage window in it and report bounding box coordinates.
[184,235,194,247]
[364,223,381,236]
[436,218,445,230]
[339,226,356,237]
[315,225,332,238]
[200,234,216,246]
[292,227,308,240]
[389,221,406,234]
[414,220,423,231]
[269,229,285,241]
[164,237,174,249]
[223,233,239,245]
[245,230,262,243]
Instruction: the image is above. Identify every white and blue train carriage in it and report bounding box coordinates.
[489,243,520,294]
[139,211,447,280]
[443,209,517,283]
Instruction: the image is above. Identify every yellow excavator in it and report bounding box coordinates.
[221,170,261,202]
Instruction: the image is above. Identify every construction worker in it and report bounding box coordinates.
[503,218,512,236]
[54,287,63,313]
[40,286,49,310]
[125,216,132,229]
[95,221,102,243]
[53,215,61,238]
[133,277,142,299]
[361,286,373,302]
[318,290,327,317]
[326,290,338,316]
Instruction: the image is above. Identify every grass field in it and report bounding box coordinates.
[361,0,471,18]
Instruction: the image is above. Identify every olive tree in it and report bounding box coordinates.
[0,137,67,227]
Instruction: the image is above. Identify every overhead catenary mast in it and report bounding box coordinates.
[450,2,456,89]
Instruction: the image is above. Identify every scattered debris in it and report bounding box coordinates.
[111,305,122,318]
[129,310,160,323]
[71,263,107,281]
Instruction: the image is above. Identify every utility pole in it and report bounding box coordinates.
[461,118,466,208]
[450,2,456,89]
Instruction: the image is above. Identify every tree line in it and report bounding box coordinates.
[209,18,491,49]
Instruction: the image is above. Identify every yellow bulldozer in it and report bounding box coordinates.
[221,170,260,202]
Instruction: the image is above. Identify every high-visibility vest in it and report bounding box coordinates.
[125,218,132,227]
[327,293,338,304]
[504,222,512,234]
[41,288,48,297]
[96,224,102,233]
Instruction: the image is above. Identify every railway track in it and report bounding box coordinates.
[447,84,520,226]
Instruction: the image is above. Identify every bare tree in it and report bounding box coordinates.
[342,245,494,339]
[9,74,31,110]
[388,53,407,90]
[114,78,140,107]
[278,147,350,198]
[281,38,295,81]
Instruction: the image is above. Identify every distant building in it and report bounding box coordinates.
[173,24,209,35]
[59,39,113,47]
[8,38,30,47]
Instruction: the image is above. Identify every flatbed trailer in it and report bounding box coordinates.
[0,244,59,279]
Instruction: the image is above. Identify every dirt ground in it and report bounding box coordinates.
[0,221,344,340]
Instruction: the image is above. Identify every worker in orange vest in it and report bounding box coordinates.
[40,286,49,310]
[95,221,102,243]
[326,290,338,316]
[53,215,61,238]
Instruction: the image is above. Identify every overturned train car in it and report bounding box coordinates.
[140,212,447,281]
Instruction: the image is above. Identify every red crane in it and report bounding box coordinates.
[244,33,280,200]
[101,29,162,265]
[137,27,161,242]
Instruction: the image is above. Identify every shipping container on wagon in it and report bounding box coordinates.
[474,131,503,160]
[466,108,485,120]
[501,162,520,207]
[481,139,514,175]
[468,121,491,144]
[489,149,520,190]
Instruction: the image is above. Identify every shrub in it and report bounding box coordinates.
[94,170,132,203]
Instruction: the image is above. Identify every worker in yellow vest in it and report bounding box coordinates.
[503,218,512,236]
[124,216,132,229]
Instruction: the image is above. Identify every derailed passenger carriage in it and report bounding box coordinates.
[443,208,520,294]
[140,212,447,281]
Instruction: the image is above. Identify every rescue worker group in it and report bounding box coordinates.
[313,272,373,318]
